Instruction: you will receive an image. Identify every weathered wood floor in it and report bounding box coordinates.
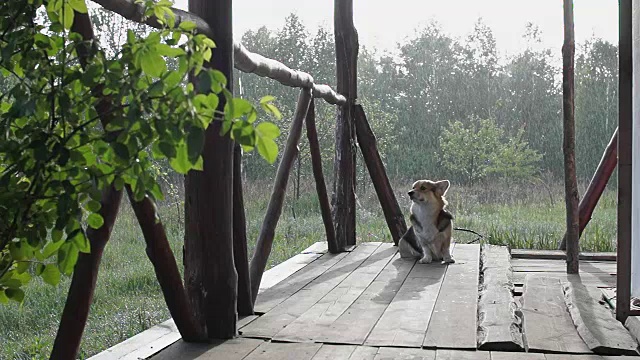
[119,242,638,360]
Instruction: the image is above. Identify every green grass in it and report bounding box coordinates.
[0,179,617,359]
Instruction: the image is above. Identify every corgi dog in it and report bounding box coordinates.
[398,179,455,264]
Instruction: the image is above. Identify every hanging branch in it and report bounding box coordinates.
[90,0,345,105]
[249,87,313,303]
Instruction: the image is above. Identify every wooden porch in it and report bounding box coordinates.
[92,242,638,360]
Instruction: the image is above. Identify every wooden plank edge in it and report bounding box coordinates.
[88,244,333,359]
[563,282,639,356]
[477,245,524,352]
[510,249,616,262]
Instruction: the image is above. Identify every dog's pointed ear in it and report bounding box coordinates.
[434,180,450,197]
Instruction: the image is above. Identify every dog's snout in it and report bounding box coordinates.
[408,190,414,196]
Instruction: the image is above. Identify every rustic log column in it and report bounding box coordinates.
[233,144,254,316]
[249,88,313,302]
[126,189,205,341]
[185,0,237,338]
[305,100,339,253]
[333,0,359,248]
[354,105,407,245]
[559,128,618,250]
[50,186,122,360]
[562,0,579,274]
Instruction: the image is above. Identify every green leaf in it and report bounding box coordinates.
[169,141,190,174]
[256,122,281,139]
[193,156,203,171]
[140,53,166,78]
[86,200,101,213]
[42,240,64,259]
[256,137,278,164]
[69,0,88,13]
[260,95,276,104]
[41,264,61,286]
[159,141,176,158]
[58,242,80,275]
[62,3,74,30]
[187,127,205,162]
[112,143,130,160]
[226,98,253,119]
[0,290,8,304]
[178,21,197,32]
[5,288,25,303]
[87,213,104,229]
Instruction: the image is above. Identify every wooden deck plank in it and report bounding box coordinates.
[477,245,523,351]
[374,347,436,360]
[563,282,638,356]
[254,251,349,314]
[311,344,357,360]
[491,352,545,360]
[88,319,177,360]
[511,260,616,274]
[244,342,322,360]
[521,275,591,354]
[544,354,604,359]
[435,349,490,359]
[513,273,616,289]
[274,243,397,342]
[423,244,481,350]
[364,246,452,348]
[510,249,615,262]
[314,252,416,345]
[348,346,379,360]
[150,338,264,360]
[242,243,382,339]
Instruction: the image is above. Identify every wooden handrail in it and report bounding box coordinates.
[90,0,346,105]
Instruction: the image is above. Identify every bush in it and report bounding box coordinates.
[438,118,541,184]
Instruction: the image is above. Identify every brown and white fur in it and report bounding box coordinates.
[398,179,454,264]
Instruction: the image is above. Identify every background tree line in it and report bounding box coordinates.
[236,14,618,187]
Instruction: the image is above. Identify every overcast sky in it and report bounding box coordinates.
[174,0,619,57]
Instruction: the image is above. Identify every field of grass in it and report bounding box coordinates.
[0,178,617,359]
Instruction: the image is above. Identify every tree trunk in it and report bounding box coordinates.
[354,105,407,245]
[126,189,205,341]
[559,128,618,250]
[562,0,579,274]
[50,186,122,360]
[233,144,254,316]
[306,100,339,253]
[333,0,359,249]
[185,0,237,338]
[249,88,312,303]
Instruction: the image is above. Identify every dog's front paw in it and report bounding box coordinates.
[441,257,455,264]
[418,255,433,264]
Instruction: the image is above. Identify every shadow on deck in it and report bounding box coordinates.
[90,242,639,360]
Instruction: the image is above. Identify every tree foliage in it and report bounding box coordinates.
[0,0,280,303]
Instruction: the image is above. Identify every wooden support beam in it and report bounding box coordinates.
[617,0,633,323]
[125,188,205,341]
[333,0,359,248]
[249,88,313,303]
[559,128,618,250]
[233,144,254,316]
[562,0,579,274]
[184,0,237,339]
[354,105,407,245]
[305,100,339,253]
[50,186,122,360]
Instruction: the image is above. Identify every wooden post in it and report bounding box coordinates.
[233,144,254,316]
[249,88,312,302]
[125,189,205,341]
[50,186,122,360]
[617,0,633,322]
[354,105,407,245]
[333,0,359,248]
[562,0,579,274]
[185,0,237,338]
[305,100,339,253]
[559,128,618,250]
